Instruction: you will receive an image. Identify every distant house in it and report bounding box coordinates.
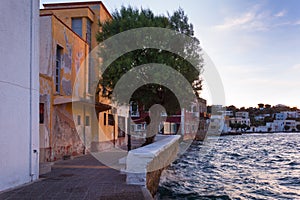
[228,111,251,132]
[229,117,251,127]
[265,119,299,132]
[283,111,299,119]
[284,120,298,131]
[236,111,249,119]
[255,114,270,121]
[195,98,209,140]
[127,98,206,144]
[218,110,234,117]
[274,113,288,120]
[207,115,226,134]
[266,120,285,132]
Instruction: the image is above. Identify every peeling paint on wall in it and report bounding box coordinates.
[40,15,90,162]
[63,28,72,74]
[62,79,72,96]
[39,4,113,162]
[40,16,53,77]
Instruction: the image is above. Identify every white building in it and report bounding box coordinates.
[283,111,299,119]
[218,110,233,117]
[267,120,285,132]
[275,113,288,120]
[0,0,39,191]
[284,120,298,131]
[275,112,299,120]
[207,115,226,135]
[236,111,249,119]
[254,114,270,121]
[230,118,251,126]
[264,119,299,132]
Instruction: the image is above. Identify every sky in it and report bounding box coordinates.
[40,0,300,108]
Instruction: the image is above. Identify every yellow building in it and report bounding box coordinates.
[39,1,121,166]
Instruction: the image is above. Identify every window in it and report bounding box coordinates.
[55,45,63,93]
[85,116,90,126]
[39,103,44,124]
[130,101,139,117]
[108,114,114,126]
[130,124,135,132]
[118,116,125,137]
[104,113,107,125]
[137,124,143,130]
[172,123,177,133]
[86,19,92,48]
[77,115,81,125]
[72,18,82,37]
[135,124,146,131]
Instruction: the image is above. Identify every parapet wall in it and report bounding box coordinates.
[126,135,180,197]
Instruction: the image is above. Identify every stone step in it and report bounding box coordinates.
[39,162,54,175]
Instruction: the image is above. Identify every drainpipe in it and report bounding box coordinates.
[83,105,86,154]
[29,0,38,181]
[82,40,88,155]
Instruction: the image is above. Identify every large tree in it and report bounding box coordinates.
[96,6,203,113]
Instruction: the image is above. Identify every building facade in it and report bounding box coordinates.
[195,98,209,140]
[0,0,39,191]
[39,1,118,166]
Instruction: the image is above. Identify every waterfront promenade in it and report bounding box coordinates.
[0,154,152,200]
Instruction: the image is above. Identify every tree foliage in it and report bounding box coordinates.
[96,6,203,113]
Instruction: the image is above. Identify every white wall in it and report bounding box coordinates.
[0,0,39,191]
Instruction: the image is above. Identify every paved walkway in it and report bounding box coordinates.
[0,154,152,200]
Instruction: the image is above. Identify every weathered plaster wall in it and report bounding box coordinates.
[41,4,112,92]
[90,110,119,152]
[0,0,39,191]
[51,15,87,97]
[52,16,89,160]
[51,105,84,160]
[40,16,53,76]
[40,8,94,35]
[40,15,90,161]
[39,3,115,161]
[39,76,52,162]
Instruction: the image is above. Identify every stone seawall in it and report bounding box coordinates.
[125,135,181,197]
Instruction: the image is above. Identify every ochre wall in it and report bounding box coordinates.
[40,15,90,161]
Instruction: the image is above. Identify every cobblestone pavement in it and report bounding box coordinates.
[0,154,152,200]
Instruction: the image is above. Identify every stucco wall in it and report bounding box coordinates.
[0,0,39,191]
[40,14,95,161]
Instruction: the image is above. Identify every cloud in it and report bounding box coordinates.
[292,64,300,70]
[214,8,270,32]
[294,20,300,25]
[274,10,286,17]
[214,12,256,30]
[213,6,295,32]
